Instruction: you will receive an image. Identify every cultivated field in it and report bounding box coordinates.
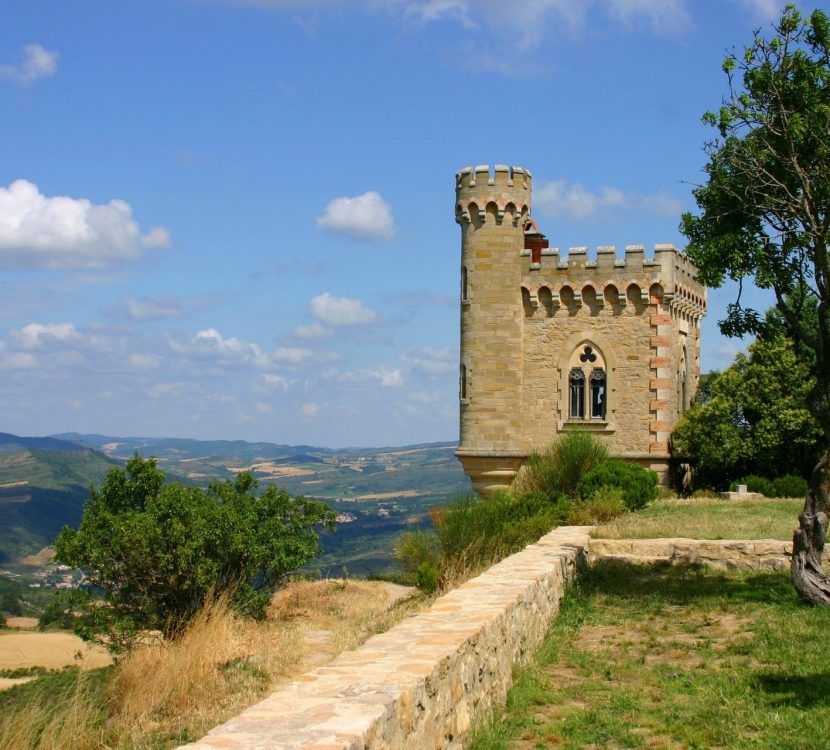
[0,631,110,672]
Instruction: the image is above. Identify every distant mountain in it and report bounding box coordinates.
[0,432,88,454]
[1,432,471,574]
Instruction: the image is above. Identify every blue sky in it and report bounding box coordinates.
[0,0,818,447]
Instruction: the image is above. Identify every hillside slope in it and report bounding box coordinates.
[0,439,119,564]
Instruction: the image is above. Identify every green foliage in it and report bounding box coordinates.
[396,491,561,592]
[730,474,809,498]
[0,610,6,629]
[671,327,821,489]
[414,561,438,594]
[731,475,777,497]
[565,487,627,526]
[523,432,609,499]
[37,593,78,631]
[0,591,22,616]
[682,5,830,449]
[393,529,439,579]
[54,454,335,653]
[577,460,658,511]
[772,474,809,498]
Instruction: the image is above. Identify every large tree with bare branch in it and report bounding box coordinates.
[682,5,830,604]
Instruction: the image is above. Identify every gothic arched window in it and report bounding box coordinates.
[590,369,606,419]
[567,344,607,421]
[569,368,585,419]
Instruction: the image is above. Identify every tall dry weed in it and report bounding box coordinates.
[0,670,104,750]
[108,591,299,744]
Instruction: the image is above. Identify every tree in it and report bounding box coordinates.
[0,591,22,616]
[671,323,822,488]
[682,5,830,602]
[54,454,335,653]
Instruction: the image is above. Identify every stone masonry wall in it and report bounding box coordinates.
[177,531,813,750]
[589,537,830,571]
[178,526,592,750]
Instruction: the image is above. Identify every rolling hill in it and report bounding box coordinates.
[1,432,471,575]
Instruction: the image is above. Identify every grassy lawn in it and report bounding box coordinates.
[593,497,803,541]
[470,562,830,750]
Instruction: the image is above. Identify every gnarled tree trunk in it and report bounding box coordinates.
[791,450,830,605]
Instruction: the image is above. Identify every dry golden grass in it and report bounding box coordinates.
[0,579,419,750]
[0,631,111,671]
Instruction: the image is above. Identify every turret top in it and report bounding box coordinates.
[455,164,532,192]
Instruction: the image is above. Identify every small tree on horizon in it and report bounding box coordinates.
[682,6,830,603]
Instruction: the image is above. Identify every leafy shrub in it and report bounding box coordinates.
[415,561,438,594]
[730,475,776,497]
[54,454,336,653]
[521,432,609,499]
[394,530,440,579]
[691,488,721,499]
[729,474,808,498]
[565,487,627,525]
[772,474,808,498]
[577,460,658,511]
[397,491,563,593]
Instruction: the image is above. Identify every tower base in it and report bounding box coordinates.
[456,449,671,496]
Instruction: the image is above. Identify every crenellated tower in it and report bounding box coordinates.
[455,164,706,494]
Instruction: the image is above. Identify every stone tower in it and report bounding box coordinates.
[455,164,707,495]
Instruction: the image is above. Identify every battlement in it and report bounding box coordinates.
[519,243,706,317]
[456,165,532,227]
[456,164,532,190]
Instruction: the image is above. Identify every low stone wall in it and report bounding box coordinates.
[589,537,830,571]
[179,526,592,750]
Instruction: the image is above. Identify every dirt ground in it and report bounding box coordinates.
[0,631,111,672]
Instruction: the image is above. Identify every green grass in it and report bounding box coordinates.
[470,562,830,750]
[592,497,802,541]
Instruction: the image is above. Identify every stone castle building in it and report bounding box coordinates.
[455,164,707,494]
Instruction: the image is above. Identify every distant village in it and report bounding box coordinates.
[0,564,85,590]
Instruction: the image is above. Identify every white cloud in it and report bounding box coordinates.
[13,322,80,350]
[140,226,172,248]
[272,346,314,364]
[126,296,183,321]
[0,351,37,369]
[325,367,404,388]
[316,191,395,242]
[0,44,58,86]
[301,401,319,416]
[733,0,785,20]
[0,179,171,269]
[714,342,744,362]
[260,373,292,389]
[534,178,682,222]
[606,0,691,36]
[255,401,273,414]
[310,292,377,326]
[400,346,456,375]
[127,353,161,369]
[293,320,331,339]
[168,328,271,368]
